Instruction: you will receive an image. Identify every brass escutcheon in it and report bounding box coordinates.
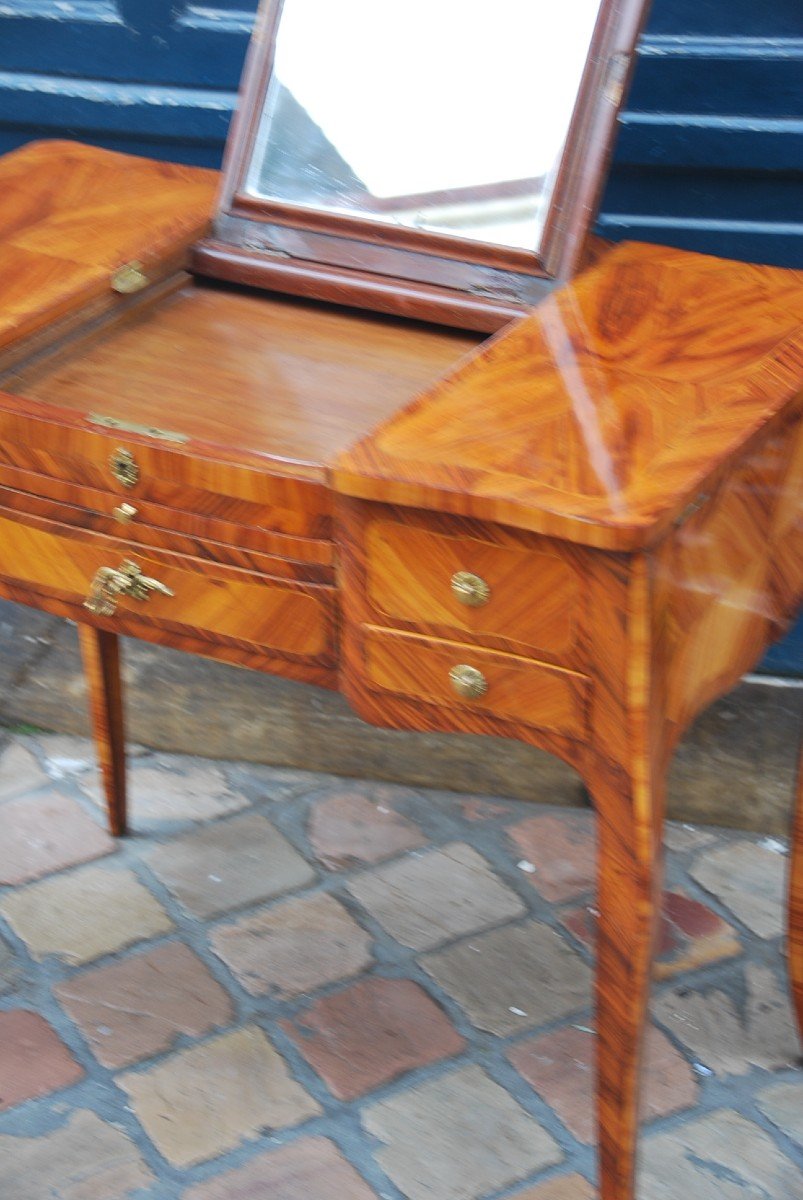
[448,663,488,700]
[84,560,174,617]
[451,570,491,607]
[110,448,139,489]
[112,502,138,524]
[110,261,149,295]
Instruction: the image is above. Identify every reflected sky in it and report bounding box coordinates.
[246,0,602,252]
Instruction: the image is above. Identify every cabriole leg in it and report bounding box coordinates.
[588,762,664,1200]
[78,624,127,836]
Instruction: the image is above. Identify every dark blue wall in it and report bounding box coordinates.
[1,0,802,672]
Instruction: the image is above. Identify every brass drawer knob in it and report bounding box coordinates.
[110,448,139,489]
[112,502,138,524]
[449,663,488,700]
[84,559,173,617]
[451,571,491,607]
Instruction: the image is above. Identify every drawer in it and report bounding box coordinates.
[365,519,579,656]
[361,625,588,739]
[0,399,330,543]
[0,510,335,663]
[0,473,333,582]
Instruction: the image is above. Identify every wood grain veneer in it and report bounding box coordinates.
[0,509,336,664]
[361,626,589,740]
[0,141,217,355]
[365,518,580,658]
[335,242,803,551]
[0,481,333,584]
[9,282,480,481]
[79,625,127,836]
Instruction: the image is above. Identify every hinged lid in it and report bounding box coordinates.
[0,141,217,363]
[334,242,803,547]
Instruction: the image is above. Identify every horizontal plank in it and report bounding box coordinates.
[644,0,803,37]
[602,168,803,222]
[630,37,803,117]
[615,113,803,170]
[596,211,803,268]
[0,71,235,142]
[0,10,252,86]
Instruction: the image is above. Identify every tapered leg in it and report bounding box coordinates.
[588,762,664,1200]
[78,624,127,836]
[790,736,803,1039]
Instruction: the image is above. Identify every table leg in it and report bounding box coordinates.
[790,735,803,1039]
[589,762,664,1200]
[78,624,127,836]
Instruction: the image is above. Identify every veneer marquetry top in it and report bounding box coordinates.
[335,242,803,550]
[0,141,217,351]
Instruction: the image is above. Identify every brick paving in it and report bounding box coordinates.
[0,727,800,1199]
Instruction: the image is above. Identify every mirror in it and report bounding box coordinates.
[203,0,648,330]
[243,0,603,255]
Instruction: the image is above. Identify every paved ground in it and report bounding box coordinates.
[0,726,801,1200]
[2,597,801,836]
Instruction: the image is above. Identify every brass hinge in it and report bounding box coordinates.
[88,414,189,444]
[604,51,630,107]
[675,493,710,527]
[110,261,150,295]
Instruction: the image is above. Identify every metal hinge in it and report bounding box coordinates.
[88,414,189,444]
[604,52,630,107]
[675,492,710,527]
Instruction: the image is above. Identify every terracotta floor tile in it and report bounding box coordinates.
[347,843,525,951]
[0,1010,83,1109]
[211,891,372,999]
[0,791,113,885]
[0,863,173,965]
[509,1178,594,1200]
[0,1109,153,1199]
[307,786,425,869]
[561,889,742,980]
[509,1024,698,1143]
[363,1064,562,1200]
[145,812,315,918]
[507,812,595,901]
[423,919,592,1035]
[282,976,464,1099]
[119,1026,320,1168]
[183,1136,377,1199]
[55,942,234,1068]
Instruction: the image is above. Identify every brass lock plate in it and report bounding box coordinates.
[110,261,149,295]
[84,559,174,617]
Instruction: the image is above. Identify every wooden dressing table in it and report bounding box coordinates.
[1,2,802,1196]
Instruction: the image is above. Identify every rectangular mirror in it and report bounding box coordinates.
[244,0,602,255]
[198,0,650,330]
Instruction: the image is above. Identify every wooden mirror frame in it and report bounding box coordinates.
[193,0,651,331]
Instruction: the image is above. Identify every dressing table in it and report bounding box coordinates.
[0,2,802,1197]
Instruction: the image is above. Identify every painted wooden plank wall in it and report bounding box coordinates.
[1,0,802,672]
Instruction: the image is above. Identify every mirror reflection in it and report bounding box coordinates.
[245,0,603,253]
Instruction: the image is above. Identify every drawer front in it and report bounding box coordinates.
[0,403,330,541]
[366,520,579,656]
[361,625,588,739]
[0,473,333,582]
[0,511,335,662]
